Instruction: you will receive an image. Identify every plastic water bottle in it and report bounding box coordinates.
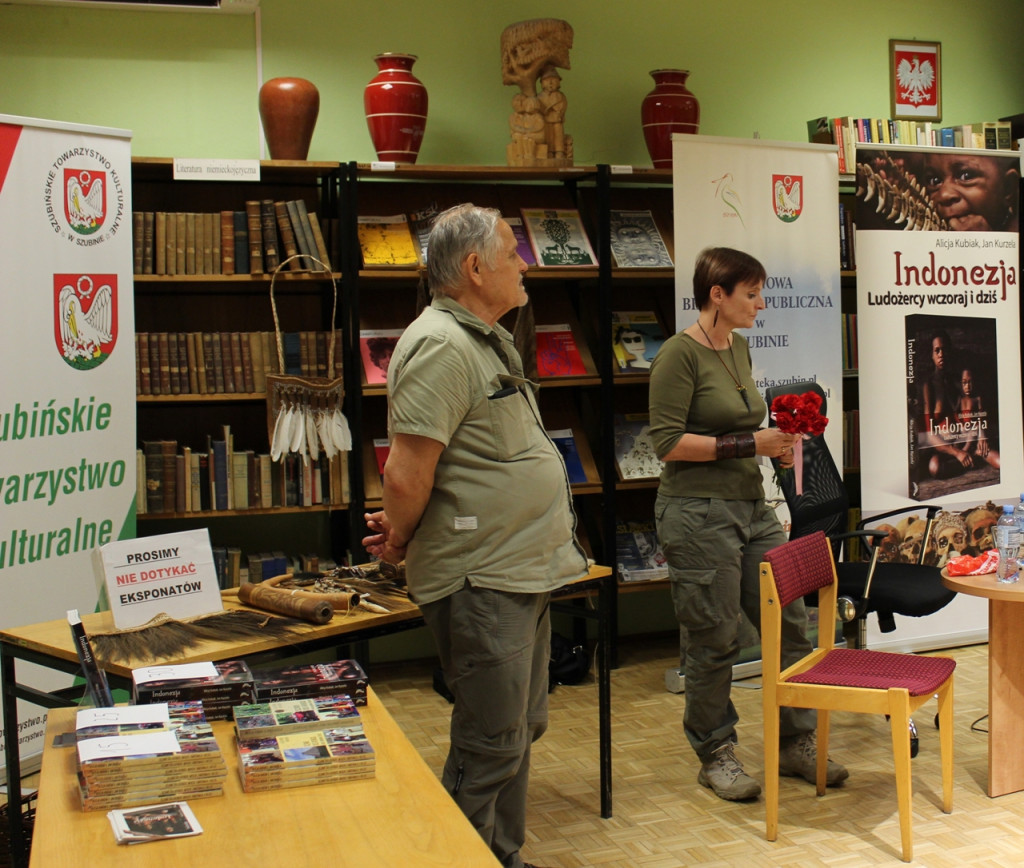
[995,504,1020,583]
[1014,493,1024,539]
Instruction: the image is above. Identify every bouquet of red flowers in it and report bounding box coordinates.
[769,391,829,495]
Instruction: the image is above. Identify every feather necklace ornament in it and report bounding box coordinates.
[289,399,307,459]
[305,404,319,461]
[331,408,352,452]
[270,402,291,461]
[88,609,306,665]
[317,407,337,460]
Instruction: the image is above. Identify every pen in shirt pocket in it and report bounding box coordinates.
[488,386,519,399]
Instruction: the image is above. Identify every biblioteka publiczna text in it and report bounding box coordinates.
[0,394,122,569]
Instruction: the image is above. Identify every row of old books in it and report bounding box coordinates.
[135,330,342,397]
[75,700,227,811]
[356,207,673,269]
[131,200,335,276]
[809,116,1016,174]
[210,549,338,590]
[137,430,349,516]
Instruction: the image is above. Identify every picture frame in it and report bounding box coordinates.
[890,39,941,121]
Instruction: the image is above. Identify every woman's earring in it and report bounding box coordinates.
[713,308,719,328]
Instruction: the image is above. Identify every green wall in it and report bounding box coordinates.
[3,0,1024,164]
[3,0,1021,659]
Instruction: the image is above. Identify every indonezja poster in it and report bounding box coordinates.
[855,142,1022,649]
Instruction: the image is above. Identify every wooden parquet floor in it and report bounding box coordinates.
[371,636,1024,868]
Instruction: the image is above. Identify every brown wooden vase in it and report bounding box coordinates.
[259,77,320,161]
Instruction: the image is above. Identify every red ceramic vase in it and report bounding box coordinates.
[259,77,320,160]
[364,53,428,164]
[641,69,700,169]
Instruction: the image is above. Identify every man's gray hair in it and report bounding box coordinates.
[426,203,504,297]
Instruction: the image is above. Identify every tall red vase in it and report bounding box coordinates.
[259,77,320,161]
[641,69,700,169]
[364,53,428,164]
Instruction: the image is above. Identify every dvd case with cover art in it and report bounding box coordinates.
[905,313,999,501]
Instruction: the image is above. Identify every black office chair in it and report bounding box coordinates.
[764,381,957,652]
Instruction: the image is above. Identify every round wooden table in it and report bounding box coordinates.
[941,569,1024,796]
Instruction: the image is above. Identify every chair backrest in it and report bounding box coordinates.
[762,530,836,608]
[764,381,849,544]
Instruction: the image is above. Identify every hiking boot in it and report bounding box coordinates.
[779,731,849,786]
[698,742,762,800]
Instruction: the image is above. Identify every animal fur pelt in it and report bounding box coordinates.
[89,609,305,665]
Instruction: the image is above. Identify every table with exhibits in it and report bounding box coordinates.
[941,569,1024,797]
[29,691,500,867]
[1,565,613,867]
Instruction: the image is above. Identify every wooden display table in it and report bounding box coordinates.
[941,569,1024,796]
[29,690,499,867]
[1,566,613,867]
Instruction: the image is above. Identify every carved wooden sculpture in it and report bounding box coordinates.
[501,18,574,167]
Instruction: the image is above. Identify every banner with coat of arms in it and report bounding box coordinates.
[0,115,134,765]
[671,135,843,525]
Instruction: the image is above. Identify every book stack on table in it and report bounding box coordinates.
[132,660,256,721]
[233,694,375,792]
[75,701,227,811]
[251,658,369,705]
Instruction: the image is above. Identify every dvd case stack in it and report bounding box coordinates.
[234,696,375,792]
[132,660,256,721]
[251,658,369,705]
[75,701,227,812]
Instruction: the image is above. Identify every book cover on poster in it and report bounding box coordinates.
[905,313,999,501]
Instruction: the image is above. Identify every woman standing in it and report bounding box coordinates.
[648,246,848,801]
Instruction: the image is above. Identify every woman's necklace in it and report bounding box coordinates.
[696,320,751,411]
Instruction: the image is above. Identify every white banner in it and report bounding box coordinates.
[853,143,1022,649]
[0,115,134,762]
[671,135,844,522]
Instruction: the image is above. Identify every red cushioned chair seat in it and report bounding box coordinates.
[788,647,956,696]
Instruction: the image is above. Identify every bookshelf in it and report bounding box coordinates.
[341,162,609,565]
[130,158,349,574]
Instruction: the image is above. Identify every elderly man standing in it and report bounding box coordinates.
[364,203,588,868]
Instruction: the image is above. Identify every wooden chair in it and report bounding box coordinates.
[759,531,956,862]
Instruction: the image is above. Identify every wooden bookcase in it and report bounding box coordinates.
[130,158,349,570]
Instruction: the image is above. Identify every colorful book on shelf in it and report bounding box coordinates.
[373,438,390,478]
[615,519,668,582]
[608,210,673,268]
[520,207,597,267]
[611,311,667,372]
[356,214,420,267]
[547,428,587,484]
[535,323,587,377]
[407,202,439,264]
[233,695,360,739]
[504,216,536,266]
[613,413,664,480]
[359,328,403,385]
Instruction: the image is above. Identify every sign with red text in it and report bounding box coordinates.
[97,528,223,629]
